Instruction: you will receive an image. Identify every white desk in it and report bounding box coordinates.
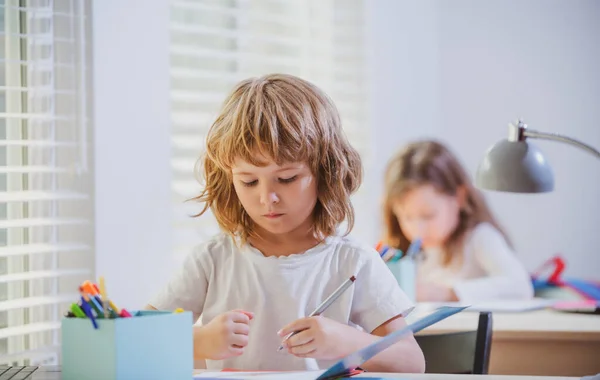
[193,370,580,380]
[26,367,585,379]
[410,306,600,377]
[356,375,580,380]
[194,370,581,379]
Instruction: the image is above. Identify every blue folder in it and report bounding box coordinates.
[316,306,467,379]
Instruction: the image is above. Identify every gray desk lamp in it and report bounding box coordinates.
[475,119,600,193]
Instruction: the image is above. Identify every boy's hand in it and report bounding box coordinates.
[277,316,358,360]
[195,309,254,360]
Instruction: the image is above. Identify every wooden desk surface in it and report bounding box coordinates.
[408,304,600,376]
[409,305,600,341]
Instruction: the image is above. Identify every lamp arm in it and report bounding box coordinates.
[523,129,600,159]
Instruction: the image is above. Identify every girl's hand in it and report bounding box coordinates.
[195,309,254,360]
[277,316,358,360]
[416,282,458,302]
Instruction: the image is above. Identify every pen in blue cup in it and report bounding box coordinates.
[405,238,422,259]
[79,286,104,318]
[375,242,397,261]
[79,294,98,329]
[376,238,422,262]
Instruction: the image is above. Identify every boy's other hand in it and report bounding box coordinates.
[196,309,254,360]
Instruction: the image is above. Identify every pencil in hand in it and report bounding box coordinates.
[277,275,356,351]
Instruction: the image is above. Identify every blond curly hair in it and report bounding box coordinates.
[192,73,363,243]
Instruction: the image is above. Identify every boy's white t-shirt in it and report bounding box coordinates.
[418,222,534,303]
[149,233,414,371]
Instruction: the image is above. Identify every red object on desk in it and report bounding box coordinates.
[119,308,132,318]
[532,255,565,283]
[532,255,600,301]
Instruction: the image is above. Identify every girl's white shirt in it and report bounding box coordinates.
[150,233,414,371]
[418,222,534,303]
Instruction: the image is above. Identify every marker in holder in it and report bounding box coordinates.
[377,239,422,302]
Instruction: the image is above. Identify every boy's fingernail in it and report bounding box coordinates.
[277,329,283,336]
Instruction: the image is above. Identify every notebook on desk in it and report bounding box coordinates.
[194,306,467,380]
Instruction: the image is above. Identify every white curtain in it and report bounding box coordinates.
[0,0,93,365]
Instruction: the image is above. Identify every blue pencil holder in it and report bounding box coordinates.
[61,310,193,380]
[387,257,417,302]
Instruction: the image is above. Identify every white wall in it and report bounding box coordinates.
[92,0,174,308]
[91,0,599,311]
[365,0,600,279]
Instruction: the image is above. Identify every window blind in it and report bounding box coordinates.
[170,0,369,261]
[0,0,93,366]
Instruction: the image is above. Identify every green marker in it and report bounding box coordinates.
[70,303,86,318]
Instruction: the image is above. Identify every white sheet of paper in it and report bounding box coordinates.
[469,299,556,312]
[414,298,555,313]
[194,370,325,380]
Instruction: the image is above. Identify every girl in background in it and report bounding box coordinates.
[381,140,534,303]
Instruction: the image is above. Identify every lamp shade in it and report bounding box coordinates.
[475,139,555,193]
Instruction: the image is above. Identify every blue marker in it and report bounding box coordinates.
[376,242,404,262]
[385,238,422,263]
[79,295,98,329]
[405,238,422,258]
[379,246,389,258]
